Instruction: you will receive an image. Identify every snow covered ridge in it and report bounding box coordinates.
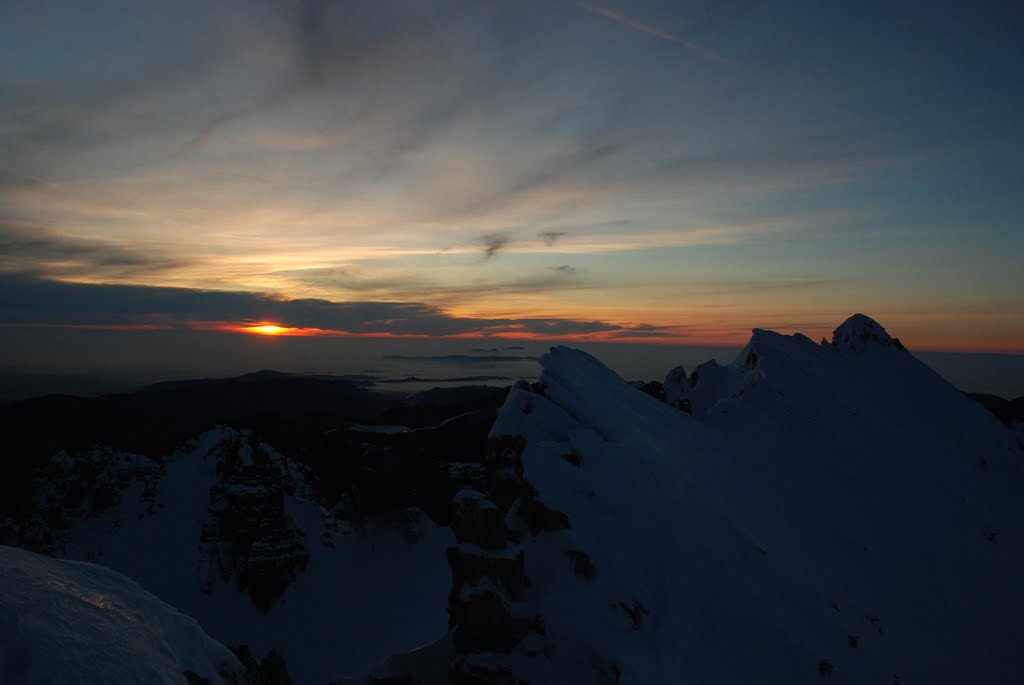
[6,313,1022,683]
[41,427,453,685]
[464,314,1024,683]
[0,545,244,684]
[22,427,323,611]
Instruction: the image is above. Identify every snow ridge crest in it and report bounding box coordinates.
[830,313,906,352]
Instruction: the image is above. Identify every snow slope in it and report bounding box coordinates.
[489,314,1024,683]
[0,544,243,685]
[59,427,454,684]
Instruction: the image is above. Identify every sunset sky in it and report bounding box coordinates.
[1,0,1022,355]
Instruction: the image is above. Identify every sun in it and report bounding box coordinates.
[245,323,291,335]
[229,322,331,337]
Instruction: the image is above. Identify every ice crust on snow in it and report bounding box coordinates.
[0,545,242,685]
[490,317,1024,683]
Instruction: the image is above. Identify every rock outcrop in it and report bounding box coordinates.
[198,433,311,611]
[445,437,550,684]
[831,312,907,352]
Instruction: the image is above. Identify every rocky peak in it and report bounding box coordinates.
[831,313,906,352]
[663,365,693,414]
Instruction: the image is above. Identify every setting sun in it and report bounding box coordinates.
[246,324,291,336]
[232,323,330,337]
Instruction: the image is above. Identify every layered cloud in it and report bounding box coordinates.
[0,219,186,280]
[0,274,682,341]
[0,1,1021,352]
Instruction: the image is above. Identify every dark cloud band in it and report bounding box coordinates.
[0,274,674,339]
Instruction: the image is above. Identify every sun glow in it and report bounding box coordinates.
[245,324,293,335]
[230,322,336,337]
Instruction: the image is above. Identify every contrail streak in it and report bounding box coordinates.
[574,0,729,64]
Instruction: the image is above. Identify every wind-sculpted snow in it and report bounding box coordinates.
[489,314,1024,683]
[0,545,243,684]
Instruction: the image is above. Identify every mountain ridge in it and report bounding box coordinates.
[2,314,1021,683]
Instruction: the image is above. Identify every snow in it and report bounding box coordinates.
[490,315,1024,683]
[61,426,454,684]
[454,488,499,510]
[831,312,900,352]
[0,545,242,685]
[22,312,1023,683]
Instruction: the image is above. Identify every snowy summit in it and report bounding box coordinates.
[831,312,906,352]
[478,314,1023,683]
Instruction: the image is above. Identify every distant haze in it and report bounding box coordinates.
[1,328,1020,403]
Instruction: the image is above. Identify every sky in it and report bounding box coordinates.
[1,0,1023,368]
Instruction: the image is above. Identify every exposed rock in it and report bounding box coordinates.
[451,488,508,550]
[198,434,310,611]
[482,436,528,510]
[561,449,583,467]
[515,485,570,536]
[634,380,665,402]
[230,645,293,685]
[450,587,538,653]
[443,432,554,679]
[831,313,906,353]
[567,549,598,580]
[14,448,162,554]
[258,649,293,685]
[615,599,651,630]
[448,545,528,602]
[449,656,520,685]
[393,506,426,544]
[367,674,414,685]
[664,365,693,413]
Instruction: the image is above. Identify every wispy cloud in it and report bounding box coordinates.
[572,1,729,64]
[447,139,624,221]
[271,263,594,313]
[539,231,568,246]
[678,278,840,296]
[482,233,509,259]
[0,218,187,279]
[1,1,1017,355]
